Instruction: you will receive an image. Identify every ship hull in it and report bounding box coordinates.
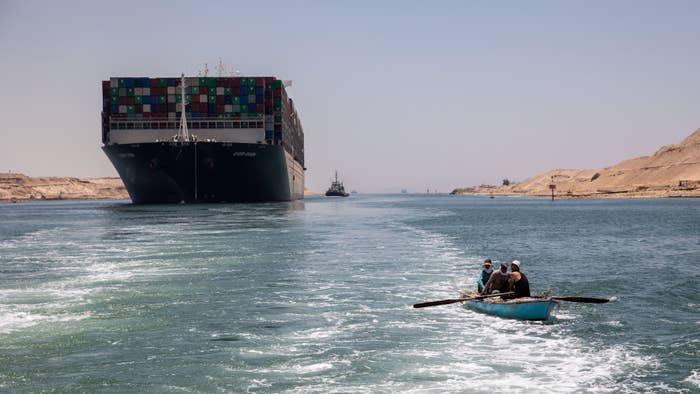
[103,142,303,203]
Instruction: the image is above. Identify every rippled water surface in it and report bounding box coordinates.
[0,195,698,392]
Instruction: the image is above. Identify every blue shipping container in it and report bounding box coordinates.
[240,87,248,95]
[255,87,263,95]
[125,79,135,88]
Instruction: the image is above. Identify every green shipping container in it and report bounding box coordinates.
[240,105,248,113]
[158,79,167,88]
[273,80,282,89]
[111,88,118,96]
[111,97,119,105]
[118,79,126,88]
[135,96,143,104]
[233,96,240,104]
[177,95,192,103]
[158,96,166,104]
[126,88,135,97]
[273,97,282,106]
[207,78,216,88]
[224,87,232,95]
[127,105,135,114]
[208,96,216,104]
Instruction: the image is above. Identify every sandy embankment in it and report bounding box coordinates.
[452,128,700,198]
[0,173,128,201]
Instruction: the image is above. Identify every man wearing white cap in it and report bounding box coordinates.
[507,260,531,298]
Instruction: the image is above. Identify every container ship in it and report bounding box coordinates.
[101,75,304,203]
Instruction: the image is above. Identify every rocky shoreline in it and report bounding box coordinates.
[452,129,700,199]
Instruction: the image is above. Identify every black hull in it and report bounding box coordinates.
[103,142,301,203]
[325,192,349,197]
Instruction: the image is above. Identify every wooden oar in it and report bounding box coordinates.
[413,292,515,308]
[550,296,610,304]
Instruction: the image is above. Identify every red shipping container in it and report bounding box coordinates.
[255,78,264,87]
[126,97,135,105]
[150,79,159,88]
[233,87,240,95]
[265,77,274,85]
[221,78,233,87]
[216,96,224,105]
[256,104,264,113]
[192,95,200,103]
[143,113,151,118]
[119,96,128,105]
[200,86,208,95]
[273,89,282,98]
[232,78,241,88]
[135,104,143,113]
[265,98,272,106]
[265,91,272,99]
[217,104,225,113]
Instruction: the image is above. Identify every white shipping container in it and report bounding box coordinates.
[119,105,127,113]
[143,88,150,96]
[176,103,182,112]
[200,95,207,103]
[186,77,199,87]
[143,104,151,112]
[134,88,143,96]
[248,95,256,104]
[167,87,175,95]
[216,87,224,95]
[168,95,176,103]
[168,113,176,119]
[110,78,119,88]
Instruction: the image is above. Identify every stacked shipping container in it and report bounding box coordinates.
[102,76,304,166]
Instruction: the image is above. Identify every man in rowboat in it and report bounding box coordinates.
[505,260,531,298]
[476,259,494,293]
[482,261,510,295]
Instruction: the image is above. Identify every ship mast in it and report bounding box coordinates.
[178,73,190,141]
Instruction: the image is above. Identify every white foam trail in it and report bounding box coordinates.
[685,370,700,389]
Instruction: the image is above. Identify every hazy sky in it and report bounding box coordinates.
[1,1,698,193]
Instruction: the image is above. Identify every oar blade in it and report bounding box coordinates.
[551,296,610,304]
[413,298,465,308]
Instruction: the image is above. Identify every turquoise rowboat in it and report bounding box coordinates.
[464,298,558,321]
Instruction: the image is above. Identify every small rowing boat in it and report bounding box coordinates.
[463,297,558,321]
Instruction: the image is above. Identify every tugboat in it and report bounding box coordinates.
[325,171,349,197]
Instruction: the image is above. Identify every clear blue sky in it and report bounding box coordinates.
[1,1,698,193]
